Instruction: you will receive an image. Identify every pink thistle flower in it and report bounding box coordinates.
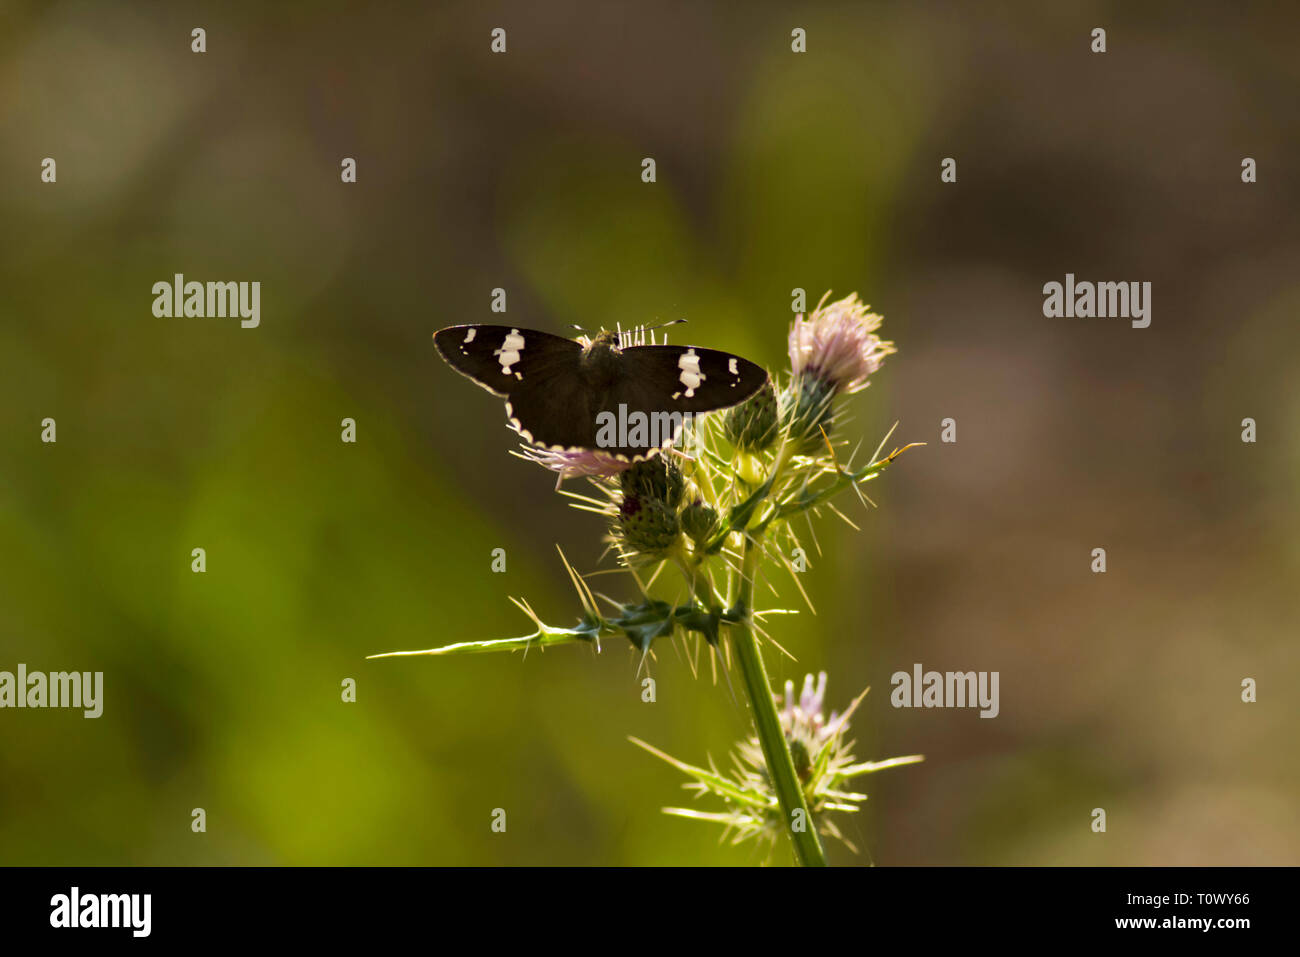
[516,445,632,485]
[788,293,896,395]
[781,672,834,748]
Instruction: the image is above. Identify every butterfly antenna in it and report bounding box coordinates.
[630,317,686,348]
[650,318,687,330]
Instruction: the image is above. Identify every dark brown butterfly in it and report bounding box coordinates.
[433,324,768,460]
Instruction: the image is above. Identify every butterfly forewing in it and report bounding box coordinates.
[433,325,581,397]
[617,345,768,413]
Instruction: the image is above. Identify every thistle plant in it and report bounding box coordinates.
[632,673,923,855]
[374,292,923,866]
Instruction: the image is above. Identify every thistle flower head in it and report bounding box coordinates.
[788,292,895,397]
[635,673,924,857]
[780,672,834,776]
[517,445,631,482]
[612,454,686,560]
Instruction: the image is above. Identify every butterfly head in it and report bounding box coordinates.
[579,329,624,384]
[581,329,622,350]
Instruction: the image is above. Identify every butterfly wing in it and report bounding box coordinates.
[504,375,603,451]
[562,344,767,458]
[433,325,581,398]
[617,345,769,415]
[434,324,599,450]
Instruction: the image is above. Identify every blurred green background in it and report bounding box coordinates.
[2,1,1296,865]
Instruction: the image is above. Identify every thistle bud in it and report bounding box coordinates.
[723,379,778,452]
[620,454,685,511]
[679,499,718,544]
[781,373,836,454]
[617,493,681,557]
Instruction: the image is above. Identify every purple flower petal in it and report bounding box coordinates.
[788,293,895,395]
[518,445,632,482]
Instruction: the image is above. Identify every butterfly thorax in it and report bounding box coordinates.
[579,331,623,386]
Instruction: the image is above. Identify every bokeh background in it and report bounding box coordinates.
[2,1,1296,865]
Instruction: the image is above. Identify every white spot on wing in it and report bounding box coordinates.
[728,357,738,376]
[497,329,525,375]
[678,348,703,398]
[464,328,477,343]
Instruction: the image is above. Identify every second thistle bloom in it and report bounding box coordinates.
[787,293,895,396]
[639,672,924,853]
[779,672,833,779]
[783,293,895,453]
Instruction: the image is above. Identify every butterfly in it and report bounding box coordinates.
[433,324,768,461]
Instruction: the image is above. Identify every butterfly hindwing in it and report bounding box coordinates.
[433,325,581,398]
[504,374,602,452]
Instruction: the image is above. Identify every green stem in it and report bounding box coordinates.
[729,531,828,867]
[681,438,827,865]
